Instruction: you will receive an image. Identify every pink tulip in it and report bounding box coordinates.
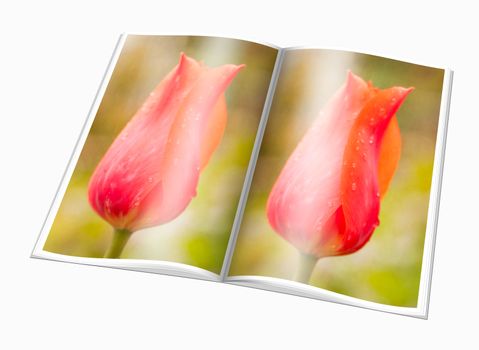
[266,72,412,280]
[88,53,243,257]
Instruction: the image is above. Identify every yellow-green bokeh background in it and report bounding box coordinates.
[44,35,278,274]
[229,49,444,307]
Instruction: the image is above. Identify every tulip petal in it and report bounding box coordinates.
[267,72,374,254]
[133,64,244,228]
[200,94,228,169]
[338,87,413,254]
[378,115,401,197]
[88,53,203,229]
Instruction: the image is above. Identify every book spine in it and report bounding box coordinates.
[219,48,286,281]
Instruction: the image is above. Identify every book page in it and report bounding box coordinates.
[32,34,279,278]
[226,47,449,316]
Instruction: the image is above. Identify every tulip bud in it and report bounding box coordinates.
[88,53,244,257]
[266,72,413,282]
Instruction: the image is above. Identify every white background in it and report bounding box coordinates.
[1,0,477,348]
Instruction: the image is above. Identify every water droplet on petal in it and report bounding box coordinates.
[314,220,323,230]
[351,182,357,191]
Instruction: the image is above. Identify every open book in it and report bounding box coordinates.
[32,34,453,318]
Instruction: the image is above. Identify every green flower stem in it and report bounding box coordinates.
[104,228,133,259]
[294,253,318,284]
